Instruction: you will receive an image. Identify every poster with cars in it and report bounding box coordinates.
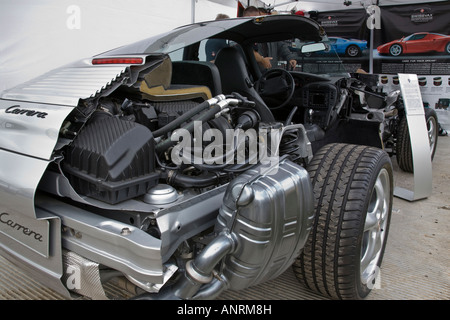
[314,8,370,73]
[315,1,449,130]
[374,1,450,131]
[374,2,450,75]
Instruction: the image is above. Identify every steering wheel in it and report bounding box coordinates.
[255,68,295,110]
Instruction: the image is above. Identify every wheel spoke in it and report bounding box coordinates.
[427,117,436,153]
[364,211,378,232]
[361,168,390,285]
[361,232,375,271]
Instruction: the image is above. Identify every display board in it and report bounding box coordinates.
[314,1,449,130]
[394,74,432,201]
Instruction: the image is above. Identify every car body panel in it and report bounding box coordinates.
[0,100,74,159]
[0,147,69,297]
[1,64,132,106]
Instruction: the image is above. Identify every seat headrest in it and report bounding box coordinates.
[215,46,247,73]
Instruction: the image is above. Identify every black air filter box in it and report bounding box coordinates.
[64,117,159,204]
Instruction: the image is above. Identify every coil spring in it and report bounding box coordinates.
[279,129,302,162]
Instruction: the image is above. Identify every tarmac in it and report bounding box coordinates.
[1,136,449,300]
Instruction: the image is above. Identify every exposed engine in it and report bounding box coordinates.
[37,57,315,299]
[60,94,307,200]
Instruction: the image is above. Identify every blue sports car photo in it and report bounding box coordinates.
[328,37,367,57]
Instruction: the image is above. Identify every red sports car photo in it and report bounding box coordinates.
[377,32,450,56]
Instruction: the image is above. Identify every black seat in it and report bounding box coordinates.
[214,46,275,122]
[172,61,222,97]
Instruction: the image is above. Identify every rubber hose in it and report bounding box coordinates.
[155,104,222,153]
[152,100,211,138]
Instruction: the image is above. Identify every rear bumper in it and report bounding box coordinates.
[0,147,71,297]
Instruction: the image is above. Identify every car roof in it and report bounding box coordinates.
[103,15,326,56]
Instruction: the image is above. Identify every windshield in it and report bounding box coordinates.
[252,39,349,76]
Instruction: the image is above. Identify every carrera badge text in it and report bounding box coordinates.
[5,105,48,118]
[0,212,44,242]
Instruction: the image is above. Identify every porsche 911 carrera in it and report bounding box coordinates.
[0,14,437,301]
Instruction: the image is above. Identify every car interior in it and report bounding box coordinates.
[151,38,345,141]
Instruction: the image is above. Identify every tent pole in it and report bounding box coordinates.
[191,0,196,24]
[369,27,374,74]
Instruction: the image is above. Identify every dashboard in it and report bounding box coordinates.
[290,72,342,129]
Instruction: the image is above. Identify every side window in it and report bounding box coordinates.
[169,40,219,62]
[168,48,184,62]
[199,40,207,62]
[169,39,233,63]
[201,38,231,63]
[410,34,426,41]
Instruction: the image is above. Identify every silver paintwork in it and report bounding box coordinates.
[1,65,129,106]
[0,163,69,298]
[0,149,50,221]
[0,100,74,160]
[36,194,164,285]
[0,211,49,258]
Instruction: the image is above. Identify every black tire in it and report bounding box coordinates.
[293,143,393,300]
[396,107,438,173]
[346,45,361,57]
[445,42,450,55]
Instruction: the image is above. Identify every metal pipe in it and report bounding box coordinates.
[173,231,236,299]
[191,0,196,24]
[192,276,228,300]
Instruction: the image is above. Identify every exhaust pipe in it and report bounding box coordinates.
[173,231,236,299]
[132,231,235,300]
[133,158,313,300]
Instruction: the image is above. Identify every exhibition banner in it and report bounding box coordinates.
[374,1,450,76]
[314,9,370,73]
[374,1,450,130]
[313,1,449,130]
[310,1,449,76]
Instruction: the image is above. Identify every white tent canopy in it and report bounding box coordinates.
[236,0,446,12]
[0,0,237,93]
[0,0,445,93]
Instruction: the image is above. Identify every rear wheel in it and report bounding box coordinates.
[396,107,438,173]
[293,143,393,300]
[389,44,402,56]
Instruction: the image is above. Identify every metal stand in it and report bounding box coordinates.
[394,74,432,201]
